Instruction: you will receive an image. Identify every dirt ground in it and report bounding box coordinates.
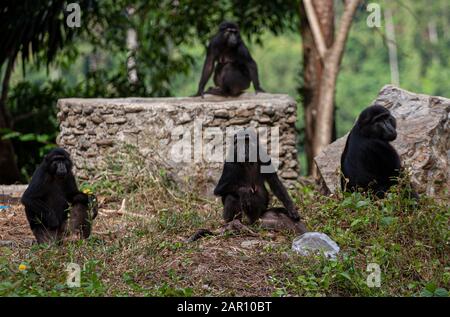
[0,185,297,296]
[1,186,31,248]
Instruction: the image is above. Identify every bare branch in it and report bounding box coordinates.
[303,0,328,59]
[329,0,360,65]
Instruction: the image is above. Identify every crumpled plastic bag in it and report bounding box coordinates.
[292,232,340,259]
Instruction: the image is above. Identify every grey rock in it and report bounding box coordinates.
[214,109,230,118]
[228,117,251,125]
[100,108,114,114]
[258,115,271,124]
[285,106,296,114]
[77,118,87,127]
[105,116,127,124]
[96,139,115,147]
[107,126,119,135]
[236,109,253,117]
[67,116,77,127]
[83,106,94,115]
[124,106,144,113]
[281,170,298,179]
[64,139,76,146]
[72,105,82,114]
[286,115,296,124]
[177,112,192,124]
[91,115,104,124]
[263,107,275,116]
[79,137,90,150]
[114,109,126,116]
[287,160,298,168]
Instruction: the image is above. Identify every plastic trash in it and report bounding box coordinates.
[0,205,10,210]
[292,232,340,259]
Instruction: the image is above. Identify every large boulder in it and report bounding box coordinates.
[315,85,450,197]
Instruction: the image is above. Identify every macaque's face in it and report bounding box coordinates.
[359,106,397,141]
[225,27,240,47]
[219,22,241,48]
[46,155,71,179]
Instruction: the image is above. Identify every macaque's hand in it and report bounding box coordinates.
[288,207,301,222]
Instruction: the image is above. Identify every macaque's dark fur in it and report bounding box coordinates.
[21,148,96,244]
[69,193,98,239]
[341,105,416,198]
[194,21,264,97]
[214,131,300,224]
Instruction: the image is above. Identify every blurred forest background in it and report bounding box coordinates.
[0,0,449,183]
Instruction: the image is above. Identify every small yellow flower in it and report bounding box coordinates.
[18,264,27,271]
[82,188,93,195]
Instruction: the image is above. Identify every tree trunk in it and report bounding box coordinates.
[301,0,359,176]
[126,7,139,85]
[312,0,359,160]
[0,58,21,184]
[299,0,334,175]
[384,7,400,86]
[427,20,438,44]
[126,28,139,84]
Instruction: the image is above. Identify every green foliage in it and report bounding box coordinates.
[0,0,97,68]
[336,0,450,136]
[420,282,449,297]
[3,80,66,180]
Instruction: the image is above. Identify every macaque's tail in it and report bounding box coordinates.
[186,229,215,242]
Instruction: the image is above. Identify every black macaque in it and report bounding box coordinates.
[194,21,264,97]
[187,130,307,242]
[341,105,417,198]
[21,148,96,244]
[214,130,301,224]
[69,192,98,239]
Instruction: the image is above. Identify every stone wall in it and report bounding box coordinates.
[57,93,299,194]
